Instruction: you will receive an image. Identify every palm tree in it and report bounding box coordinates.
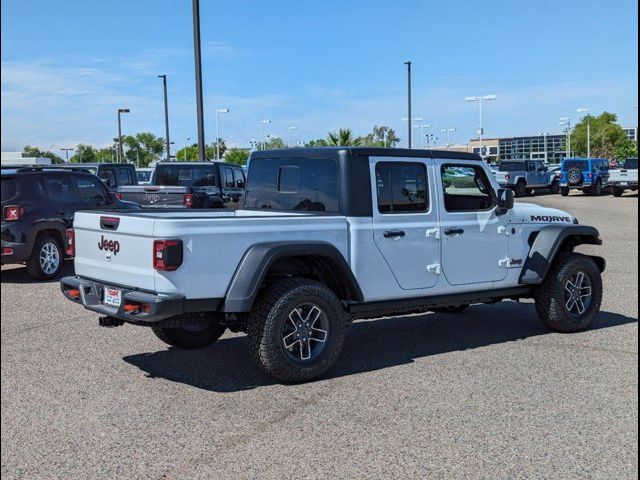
[326,128,362,147]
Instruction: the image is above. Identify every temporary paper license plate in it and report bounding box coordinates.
[103,287,122,307]
[620,182,628,186]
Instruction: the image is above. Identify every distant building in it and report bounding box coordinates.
[468,138,500,163]
[498,134,566,163]
[1,152,52,167]
[623,127,637,142]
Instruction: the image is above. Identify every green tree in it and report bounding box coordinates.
[360,126,401,147]
[304,138,329,147]
[70,144,98,163]
[326,128,362,146]
[224,148,250,165]
[22,146,64,164]
[613,138,638,161]
[174,141,225,161]
[571,112,628,159]
[121,132,165,166]
[259,137,286,150]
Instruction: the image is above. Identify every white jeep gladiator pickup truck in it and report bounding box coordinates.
[609,158,638,197]
[61,148,605,382]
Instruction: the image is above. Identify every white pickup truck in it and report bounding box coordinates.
[609,158,638,197]
[62,148,605,382]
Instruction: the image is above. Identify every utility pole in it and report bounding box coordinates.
[404,61,412,148]
[158,75,171,161]
[215,108,229,160]
[192,0,206,161]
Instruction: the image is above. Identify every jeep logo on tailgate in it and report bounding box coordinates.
[98,235,120,255]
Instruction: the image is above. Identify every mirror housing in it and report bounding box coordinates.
[497,188,515,214]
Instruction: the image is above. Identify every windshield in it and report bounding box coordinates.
[564,160,589,171]
[154,164,216,187]
[136,170,152,182]
[499,162,525,172]
[624,158,638,169]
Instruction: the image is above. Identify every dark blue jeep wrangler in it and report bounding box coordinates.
[560,158,610,196]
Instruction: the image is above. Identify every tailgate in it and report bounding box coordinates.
[118,185,188,208]
[73,211,157,291]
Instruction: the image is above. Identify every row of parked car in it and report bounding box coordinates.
[1,160,246,279]
[492,157,638,198]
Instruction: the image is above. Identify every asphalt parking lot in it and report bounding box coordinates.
[1,193,638,479]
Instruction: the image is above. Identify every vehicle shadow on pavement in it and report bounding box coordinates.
[0,262,74,284]
[122,302,637,392]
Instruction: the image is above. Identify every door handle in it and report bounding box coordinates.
[444,228,464,236]
[383,230,406,239]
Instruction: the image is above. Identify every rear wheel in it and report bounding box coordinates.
[247,278,347,383]
[590,179,603,196]
[560,187,570,197]
[534,253,602,332]
[152,319,226,349]
[550,181,560,195]
[612,187,624,197]
[26,234,63,280]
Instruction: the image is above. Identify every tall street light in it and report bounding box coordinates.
[260,120,271,150]
[288,126,298,147]
[192,0,206,161]
[158,75,171,162]
[465,94,496,158]
[215,108,229,161]
[184,137,191,160]
[559,117,572,158]
[441,128,456,149]
[117,108,130,163]
[60,148,74,162]
[577,108,591,158]
[404,61,412,148]
[417,124,431,148]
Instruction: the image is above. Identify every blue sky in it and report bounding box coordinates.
[1,0,638,154]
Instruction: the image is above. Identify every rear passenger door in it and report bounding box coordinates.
[72,175,112,210]
[371,157,440,290]
[44,173,83,225]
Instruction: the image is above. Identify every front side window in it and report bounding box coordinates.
[244,157,338,212]
[441,164,496,212]
[376,162,428,214]
[73,176,108,204]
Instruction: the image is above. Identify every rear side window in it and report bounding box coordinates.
[73,176,108,204]
[117,168,134,186]
[245,158,338,212]
[155,165,216,187]
[45,176,78,203]
[375,162,428,214]
[1,179,17,202]
[223,167,235,188]
[233,168,245,188]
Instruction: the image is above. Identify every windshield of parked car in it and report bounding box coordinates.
[564,160,590,171]
[154,164,216,187]
[624,158,638,169]
[499,162,525,171]
[136,170,152,183]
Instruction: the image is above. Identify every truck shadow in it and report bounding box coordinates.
[0,262,74,284]
[123,302,637,393]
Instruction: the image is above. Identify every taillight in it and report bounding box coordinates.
[184,193,193,208]
[3,205,23,221]
[2,246,13,255]
[588,173,593,179]
[114,192,123,200]
[66,228,75,257]
[153,239,183,271]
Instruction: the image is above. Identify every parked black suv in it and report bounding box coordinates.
[55,163,138,190]
[1,167,138,280]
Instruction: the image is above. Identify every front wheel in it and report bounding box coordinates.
[550,181,560,195]
[152,319,226,349]
[515,181,527,197]
[247,278,347,383]
[534,253,603,332]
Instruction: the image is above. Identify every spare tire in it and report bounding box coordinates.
[567,168,583,186]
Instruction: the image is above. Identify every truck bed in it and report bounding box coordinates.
[72,209,349,299]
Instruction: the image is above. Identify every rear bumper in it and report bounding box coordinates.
[60,276,222,324]
[0,240,30,264]
[609,180,638,187]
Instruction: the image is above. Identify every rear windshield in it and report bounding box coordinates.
[499,162,525,171]
[1,178,17,202]
[137,170,152,182]
[244,157,338,212]
[564,160,589,171]
[154,164,216,187]
[624,158,638,169]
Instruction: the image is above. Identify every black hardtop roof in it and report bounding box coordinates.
[1,166,98,176]
[55,162,133,168]
[250,147,482,161]
[155,161,241,167]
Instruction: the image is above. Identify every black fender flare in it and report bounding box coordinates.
[519,225,604,284]
[223,241,363,312]
[28,219,69,256]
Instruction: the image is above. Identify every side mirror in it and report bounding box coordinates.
[497,188,514,214]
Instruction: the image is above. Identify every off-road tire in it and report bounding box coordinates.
[432,304,470,314]
[26,234,63,280]
[550,181,560,195]
[247,278,347,383]
[589,179,603,196]
[151,320,226,349]
[612,187,624,197]
[515,180,527,197]
[534,252,602,333]
[560,187,570,197]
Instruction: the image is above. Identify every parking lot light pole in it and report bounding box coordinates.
[466,95,496,159]
[117,108,130,163]
[192,0,206,161]
[215,108,229,161]
[158,75,171,162]
[417,124,431,148]
[559,117,572,158]
[577,108,591,158]
[288,126,297,147]
[441,128,456,149]
[260,120,271,150]
[404,61,412,148]
[183,137,191,160]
